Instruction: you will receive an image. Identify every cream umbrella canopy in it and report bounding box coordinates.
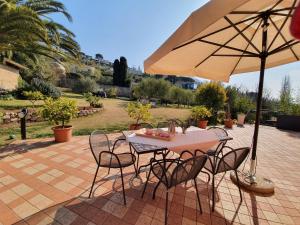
[144,0,300,191]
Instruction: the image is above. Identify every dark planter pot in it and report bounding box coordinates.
[277,115,300,131]
[224,119,234,129]
[198,120,208,129]
[129,124,141,130]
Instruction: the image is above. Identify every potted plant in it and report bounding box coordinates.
[84,92,103,108]
[126,102,151,130]
[236,96,253,126]
[41,98,78,142]
[224,104,234,128]
[190,106,212,129]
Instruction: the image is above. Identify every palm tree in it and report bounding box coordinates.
[0,0,80,63]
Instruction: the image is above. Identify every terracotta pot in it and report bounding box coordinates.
[198,120,208,129]
[224,119,233,129]
[129,124,141,130]
[52,125,72,142]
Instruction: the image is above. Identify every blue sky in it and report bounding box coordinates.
[55,0,300,99]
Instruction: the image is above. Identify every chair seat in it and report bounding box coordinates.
[100,153,135,168]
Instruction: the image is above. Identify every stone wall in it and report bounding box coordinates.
[1,107,103,124]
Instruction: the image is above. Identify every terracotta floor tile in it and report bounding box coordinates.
[0,189,19,204]
[12,201,39,219]
[0,127,299,225]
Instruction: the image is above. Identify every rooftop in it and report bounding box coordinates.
[0,125,299,225]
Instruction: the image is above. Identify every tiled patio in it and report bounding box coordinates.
[0,125,299,225]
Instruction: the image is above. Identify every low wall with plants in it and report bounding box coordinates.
[1,107,103,124]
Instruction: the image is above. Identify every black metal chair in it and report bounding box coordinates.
[204,146,250,211]
[88,131,137,205]
[142,151,207,225]
[207,126,230,157]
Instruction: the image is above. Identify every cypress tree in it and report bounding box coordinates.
[119,56,128,86]
[113,59,120,85]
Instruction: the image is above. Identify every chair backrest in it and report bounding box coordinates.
[139,123,153,129]
[208,127,229,152]
[170,154,207,187]
[89,131,111,164]
[208,127,228,139]
[216,147,250,174]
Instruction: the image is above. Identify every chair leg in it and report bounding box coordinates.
[89,165,100,198]
[120,167,126,205]
[136,154,140,176]
[212,174,215,212]
[194,178,202,214]
[141,166,152,198]
[235,170,243,203]
[165,190,169,225]
[202,171,211,184]
[153,181,161,199]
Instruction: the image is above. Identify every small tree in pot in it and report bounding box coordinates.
[236,96,254,126]
[190,106,212,129]
[126,102,151,130]
[41,98,78,142]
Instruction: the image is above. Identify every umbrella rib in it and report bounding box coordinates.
[172,14,260,51]
[271,6,296,13]
[271,12,293,17]
[224,16,260,53]
[197,40,257,57]
[269,16,299,60]
[269,0,284,11]
[212,54,257,57]
[229,18,263,75]
[229,1,283,15]
[193,17,261,68]
[269,40,300,55]
[267,0,297,52]
[230,11,260,15]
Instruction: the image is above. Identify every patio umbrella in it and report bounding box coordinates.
[144,0,300,192]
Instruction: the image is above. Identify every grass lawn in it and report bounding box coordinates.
[0,94,191,147]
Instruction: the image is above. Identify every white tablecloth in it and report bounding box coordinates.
[124,126,220,154]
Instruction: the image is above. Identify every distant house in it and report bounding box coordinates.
[0,58,26,91]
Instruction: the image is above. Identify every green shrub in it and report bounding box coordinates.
[235,96,254,114]
[107,87,118,98]
[0,111,3,123]
[84,92,103,108]
[133,78,171,103]
[126,102,151,124]
[195,82,226,111]
[72,77,98,93]
[217,111,226,124]
[190,106,212,121]
[291,104,300,116]
[41,98,78,127]
[168,86,186,107]
[31,78,61,98]
[23,91,44,107]
[0,94,14,100]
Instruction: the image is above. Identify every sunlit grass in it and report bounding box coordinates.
[0,95,191,147]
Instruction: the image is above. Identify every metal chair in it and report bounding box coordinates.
[142,151,207,225]
[89,130,137,205]
[205,146,250,211]
[207,126,230,157]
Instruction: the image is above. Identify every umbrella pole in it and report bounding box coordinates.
[231,15,274,194]
[249,14,268,183]
[248,55,266,183]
